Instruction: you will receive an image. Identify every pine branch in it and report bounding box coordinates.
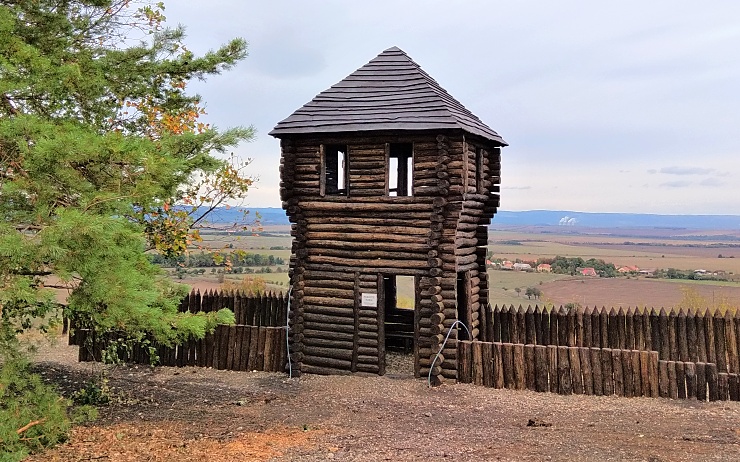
[16,418,47,435]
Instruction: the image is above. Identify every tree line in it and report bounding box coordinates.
[545,256,617,277]
[150,250,285,268]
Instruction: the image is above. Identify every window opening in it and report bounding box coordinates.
[323,144,347,195]
[476,147,486,194]
[387,143,413,196]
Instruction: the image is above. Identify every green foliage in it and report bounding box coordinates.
[524,287,542,299]
[0,355,70,461]
[72,377,112,406]
[0,0,249,344]
[547,256,616,277]
[150,249,285,268]
[0,1,248,454]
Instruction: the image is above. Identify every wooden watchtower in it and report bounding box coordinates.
[270,47,507,383]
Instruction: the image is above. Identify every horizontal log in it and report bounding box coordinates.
[302,201,434,212]
[356,363,380,373]
[303,286,355,299]
[301,279,355,290]
[306,211,432,220]
[303,346,354,361]
[358,347,378,356]
[358,331,378,339]
[307,255,429,269]
[307,239,430,252]
[303,270,356,282]
[301,364,352,375]
[301,296,354,308]
[303,337,354,350]
[303,319,355,332]
[303,305,354,317]
[307,225,430,236]
[358,338,379,348]
[303,329,354,342]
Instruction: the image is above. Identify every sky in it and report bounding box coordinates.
[163,1,740,215]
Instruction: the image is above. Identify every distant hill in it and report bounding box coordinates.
[191,207,290,226]
[493,210,740,230]
[192,207,740,230]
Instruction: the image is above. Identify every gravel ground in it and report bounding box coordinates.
[27,336,740,461]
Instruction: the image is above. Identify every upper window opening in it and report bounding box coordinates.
[323,144,347,195]
[388,143,413,197]
[476,147,486,194]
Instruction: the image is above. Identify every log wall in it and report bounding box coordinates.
[280,132,503,382]
[457,340,740,401]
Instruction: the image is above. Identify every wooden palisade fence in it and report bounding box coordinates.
[483,305,740,373]
[71,290,289,373]
[459,304,740,401]
[458,342,739,401]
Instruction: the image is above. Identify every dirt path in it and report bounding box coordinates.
[29,336,740,461]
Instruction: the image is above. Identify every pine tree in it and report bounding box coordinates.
[1,2,255,456]
[0,0,252,352]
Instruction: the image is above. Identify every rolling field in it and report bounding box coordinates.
[179,227,740,311]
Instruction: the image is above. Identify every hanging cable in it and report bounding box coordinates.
[427,319,472,387]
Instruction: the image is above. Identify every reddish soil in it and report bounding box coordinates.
[541,278,740,310]
[586,244,740,259]
[28,336,740,461]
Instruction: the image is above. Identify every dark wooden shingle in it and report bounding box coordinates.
[270,47,506,145]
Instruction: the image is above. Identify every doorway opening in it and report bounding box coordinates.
[457,271,471,341]
[380,274,416,376]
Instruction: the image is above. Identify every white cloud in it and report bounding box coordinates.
[660,180,693,188]
[659,166,715,175]
[163,1,740,214]
[700,177,724,187]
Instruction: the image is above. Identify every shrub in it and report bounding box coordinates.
[0,357,70,461]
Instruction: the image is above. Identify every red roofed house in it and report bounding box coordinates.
[580,267,598,277]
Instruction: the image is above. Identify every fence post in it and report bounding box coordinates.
[524,344,536,390]
[547,345,559,393]
[583,306,593,348]
[676,362,686,399]
[569,347,583,394]
[534,345,548,392]
[472,341,484,386]
[695,362,707,401]
[714,311,727,373]
[482,342,493,387]
[685,362,696,399]
[725,311,738,374]
[687,309,698,362]
[457,340,471,383]
[492,342,504,388]
[525,306,536,345]
[513,344,526,390]
[502,343,515,389]
[601,348,614,395]
[557,346,572,395]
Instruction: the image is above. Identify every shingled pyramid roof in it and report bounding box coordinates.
[270,47,506,145]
